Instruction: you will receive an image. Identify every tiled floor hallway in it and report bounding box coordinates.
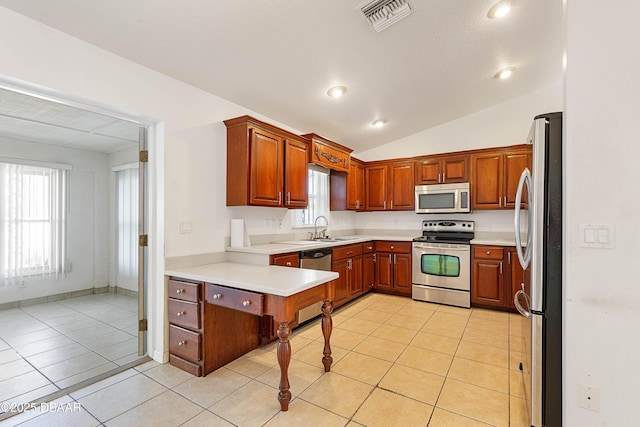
[3,292,531,426]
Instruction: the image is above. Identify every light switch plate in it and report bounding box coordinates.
[579,224,614,248]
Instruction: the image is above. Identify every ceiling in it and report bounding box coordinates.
[0,88,140,153]
[0,0,563,153]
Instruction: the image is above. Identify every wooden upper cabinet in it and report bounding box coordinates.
[388,161,415,210]
[365,164,388,211]
[347,158,365,210]
[302,133,352,173]
[365,160,414,211]
[471,146,531,210]
[415,155,469,185]
[224,116,308,208]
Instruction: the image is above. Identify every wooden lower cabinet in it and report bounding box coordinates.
[374,241,412,296]
[471,245,528,311]
[331,243,363,307]
[362,242,375,292]
[168,277,260,376]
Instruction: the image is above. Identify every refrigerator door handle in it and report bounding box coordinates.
[514,168,532,269]
[514,288,532,318]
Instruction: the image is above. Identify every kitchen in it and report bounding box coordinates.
[0,1,638,426]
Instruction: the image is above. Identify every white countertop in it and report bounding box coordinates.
[471,231,521,246]
[166,262,338,297]
[225,235,414,255]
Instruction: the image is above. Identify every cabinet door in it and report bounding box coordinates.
[332,258,350,304]
[249,127,284,206]
[349,255,363,297]
[507,248,529,310]
[393,253,412,294]
[388,161,415,210]
[284,138,308,208]
[472,258,505,306]
[374,252,393,290]
[415,158,442,185]
[442,156,469,183]
[472,152,503,209]
[363,252,375,292]
[347,161,365,210]
[365,165,388,210]
[503,150,532,209]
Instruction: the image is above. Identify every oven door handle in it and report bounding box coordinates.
[413,244,469,251]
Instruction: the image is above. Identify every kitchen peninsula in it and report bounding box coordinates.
[165,262,338,411]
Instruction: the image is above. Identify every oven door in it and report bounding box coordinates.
[412,242,470,291]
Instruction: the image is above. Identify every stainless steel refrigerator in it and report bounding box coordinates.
[514,112,562,426]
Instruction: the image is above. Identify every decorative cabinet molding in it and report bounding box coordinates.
[303,133,352,173]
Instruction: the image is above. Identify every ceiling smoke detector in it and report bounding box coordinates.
[357,0,416,33]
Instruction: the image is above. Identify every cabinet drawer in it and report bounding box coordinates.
[169,325,201,362]
[363,242,374,253]
[169,354,202,377]
[205,283,264,316]
[332,243,363,260]
[168,299,200,329]
[168,279,200,303]
[270,252,300,267]
[473,246,505,260]
[375,241,411,253]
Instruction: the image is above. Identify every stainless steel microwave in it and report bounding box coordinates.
[415,183,471,214]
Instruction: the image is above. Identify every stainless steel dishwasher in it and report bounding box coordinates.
[298,248,332,323]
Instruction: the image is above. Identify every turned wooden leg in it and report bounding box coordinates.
[276,322,292,411]
[321,298,333,372]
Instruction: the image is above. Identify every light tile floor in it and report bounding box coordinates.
[2,292,531,426]
[0,293,140,415]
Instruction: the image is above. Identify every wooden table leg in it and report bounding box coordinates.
[321,298,333,372]
[276,322,292,411]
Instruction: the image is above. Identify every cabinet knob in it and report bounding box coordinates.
[347,251,353,255]
[176,288,184,294]
[242,300,251,307]
[212,293,222,299]
[286,261,292,266]
[178,340,186,346]
[177,311,186,317]
[486,251,491,255]
[390,245,395,249]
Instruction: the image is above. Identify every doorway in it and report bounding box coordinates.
[0,81,152,414]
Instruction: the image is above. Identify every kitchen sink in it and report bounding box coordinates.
[276,237,359,245]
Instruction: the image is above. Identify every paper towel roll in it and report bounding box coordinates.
[230,219,245,248]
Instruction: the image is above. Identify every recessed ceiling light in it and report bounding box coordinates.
[327,86,347,98]
[487,1,512,19]
[495,67,515,79]
[372,119,385,128]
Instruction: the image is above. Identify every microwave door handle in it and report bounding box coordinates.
[514,168,532,269]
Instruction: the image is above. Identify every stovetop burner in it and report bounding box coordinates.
[414,220,475,243]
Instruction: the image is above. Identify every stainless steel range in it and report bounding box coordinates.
[412,220,475,308]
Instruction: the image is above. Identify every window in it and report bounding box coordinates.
[293,166,329,228]
[114,164,139,284]
[0,159,69,285]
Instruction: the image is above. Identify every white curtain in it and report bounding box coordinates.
[115,165,139,286]
[0,161,68,286]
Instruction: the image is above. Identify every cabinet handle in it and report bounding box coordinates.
[373,253,376,262]
[242,300,251,307]
[287,192,291,205]
[508,251,511,264]
[286,261,292,266]
[442,172,446,182]
[176,311,186,317]
[212,293,222,299]
[438,173,442,183]
[500,262,503,274]
[178,340,186,346]
[394,254,397,264]
[348,259,352,270]
[356,200,360,208]
[390,200,393,209]
[383,200,387,209]
[176,288,184,294]
[347,250,353,255]
[278,191,282,205]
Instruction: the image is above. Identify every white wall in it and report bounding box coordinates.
[354,81,563,161]
[564,1,640,425]
[0,137,110,304]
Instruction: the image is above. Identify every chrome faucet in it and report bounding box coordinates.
[313,215,329,239]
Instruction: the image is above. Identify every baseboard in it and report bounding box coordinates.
[0,286,136,310]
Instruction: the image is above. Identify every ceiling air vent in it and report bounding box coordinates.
[357,0,416,33]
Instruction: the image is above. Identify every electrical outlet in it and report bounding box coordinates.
[579,384,601,412]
